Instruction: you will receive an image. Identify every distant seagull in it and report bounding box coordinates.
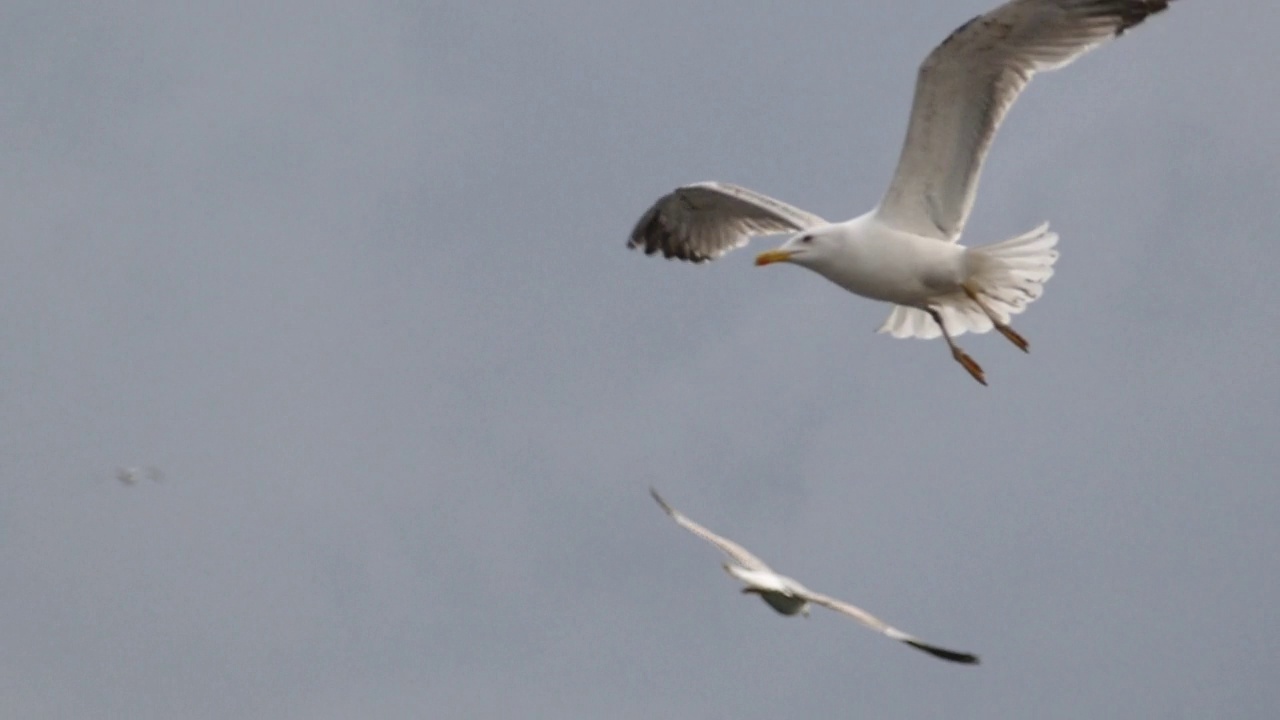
[649,489,979,664]
[628,0,1176,385]
[116,466,163,486]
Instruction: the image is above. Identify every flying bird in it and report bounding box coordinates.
[116,466,164,486]
[649,488,979,664]
[628,0,1176,385]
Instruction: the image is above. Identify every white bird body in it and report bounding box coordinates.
[651,488,979,664]
[723,564,812,616]
[627,0,1177,384]
[786,212,968,306]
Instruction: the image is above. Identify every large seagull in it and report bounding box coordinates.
[650,489,980,664]
[628,0,1175,385]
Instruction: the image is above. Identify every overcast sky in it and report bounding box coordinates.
[2,1,1278,717]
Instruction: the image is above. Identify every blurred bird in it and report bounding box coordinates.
[650,489,979,664]
[116,466,163,486]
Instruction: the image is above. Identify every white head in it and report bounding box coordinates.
[754,225,844,270]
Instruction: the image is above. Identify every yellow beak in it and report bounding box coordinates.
[754,249,796,266]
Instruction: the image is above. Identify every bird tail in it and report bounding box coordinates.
[877,223,1059,339]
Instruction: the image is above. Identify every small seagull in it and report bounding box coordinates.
[628,0,1177,385]
[116,466,163,486]
[650,488,979,664]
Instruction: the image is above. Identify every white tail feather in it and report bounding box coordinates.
[878,224,1059,339]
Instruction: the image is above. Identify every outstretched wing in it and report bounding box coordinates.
[649,488,773,572]
[628,182,826,263]
[800,590,980,665]
[875,0,1174,241]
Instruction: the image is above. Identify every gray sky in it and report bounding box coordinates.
[2,1,1278,717]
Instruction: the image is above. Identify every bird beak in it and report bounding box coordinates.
[754,249,796,266]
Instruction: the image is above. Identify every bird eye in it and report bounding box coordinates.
[800,235,813,243]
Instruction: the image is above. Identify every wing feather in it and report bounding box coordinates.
[649,488,773,572]
[628,182,826,263]
[800,590,980,664]
[876,0,1174,241]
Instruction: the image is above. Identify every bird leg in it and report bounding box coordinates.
[962,284,1029,353]
[927,307,986,386]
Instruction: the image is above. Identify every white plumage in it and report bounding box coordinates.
[628,0,1175,385]
[650,489,979,665]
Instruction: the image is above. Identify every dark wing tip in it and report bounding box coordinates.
[626,194,715,264]
[905,640,981,665]
[942,0,1175,49]
[1107,0,1174,37]
[649,487,675,515]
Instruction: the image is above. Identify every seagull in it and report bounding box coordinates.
[628,0,1175,385]
[649,488,979,664]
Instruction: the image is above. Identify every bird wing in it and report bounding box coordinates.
[628,182,826,263]
[799,589,980,664]
[875,0,1173,241]
[649,488,773,572]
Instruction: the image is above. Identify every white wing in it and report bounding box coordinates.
[875,0,1174,241]
[800,590,980,664]
[649,488,773,572]
[628,182,826,263]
